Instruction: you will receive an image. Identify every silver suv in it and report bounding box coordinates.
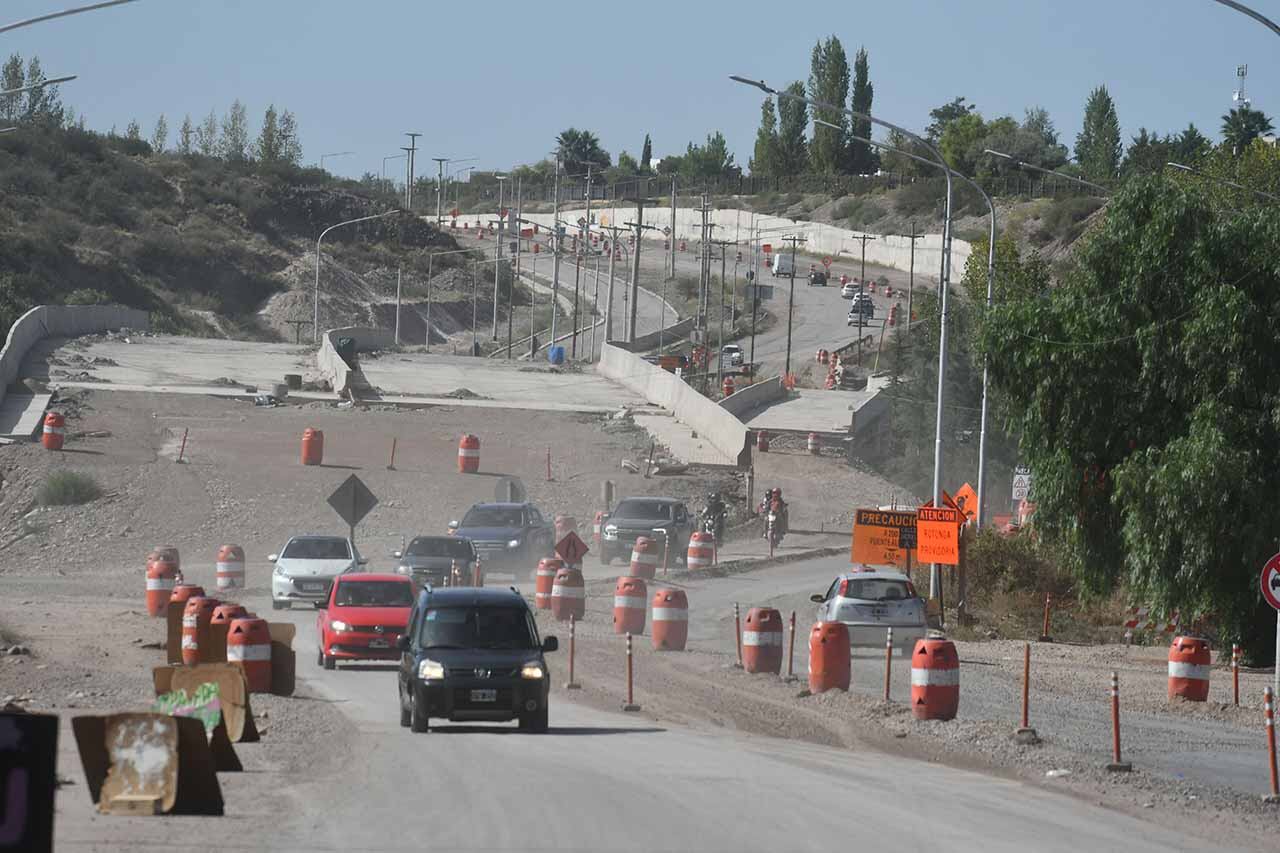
[810,569,925,655]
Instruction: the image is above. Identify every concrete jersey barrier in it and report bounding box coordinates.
[0,304,150,407]
[718,376,785,420]
[317,326,397,396]
[597,342,749,467]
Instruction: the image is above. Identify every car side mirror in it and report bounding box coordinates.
[316,601,328,609]
[448,520,459,530]
[810,593,825,603]
[393,550,402,559]
[396,635,410,651]
[542,636,559,653]
[357,557,369,565]
[267,554,278,563]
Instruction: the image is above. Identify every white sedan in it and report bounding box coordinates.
[810,569,926,655]
[270,535,367,609]
[840,282,861,299]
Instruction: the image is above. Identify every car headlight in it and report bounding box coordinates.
[330,620,351,632]
[417,659,445,680]
[604,524,617,539]
[273,564,286,576]
[507,539,521,549]
[520,662,545,680]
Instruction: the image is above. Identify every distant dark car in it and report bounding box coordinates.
[397,586,558,733]
[449,502,554,580]
[395,535,478,588]
[599,496,693,566]
[808,269,828,286]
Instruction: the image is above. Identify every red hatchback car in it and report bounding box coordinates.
[317,573,414,670]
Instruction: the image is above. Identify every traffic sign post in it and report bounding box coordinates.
[556,530,589,567]
[327,474,378,545]
[1262,552,1280,697]
[1012,464,1033,502]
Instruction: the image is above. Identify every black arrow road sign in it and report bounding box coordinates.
[328,475,378,543]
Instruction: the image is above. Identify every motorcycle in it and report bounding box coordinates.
[765,508,784,556]
[699,504,726,542]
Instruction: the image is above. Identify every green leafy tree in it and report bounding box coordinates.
[775,82,809,176]
[1221,106,1273,155]
[926,96,975,143]
[1023,106,1058,147]
[640,134,652,172]
[219,99,250,162]
[978,110,1067,177]
[556,127,610,174]
[750,97,778,177]
[681,131,737,179]
[980,176,1280,660]
[278,109,302,165]
[255,104,280,162]
[878,127,932,177]
[939,112,986,173]
[1172,123,1211,165]
[177,114,195,156]
[150,114,168,153]
[1075,85,1122,182]
[195,109,218,157]
[1121,128,1174,177]
[0,54,23,124]
[125,119,142,141]
[848,46,877,174]
[807,35,850,173]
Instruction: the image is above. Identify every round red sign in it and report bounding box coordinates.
[823,256,832,267]
[1262,552,1280,611]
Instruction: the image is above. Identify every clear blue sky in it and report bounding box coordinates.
[8,0,1275,178]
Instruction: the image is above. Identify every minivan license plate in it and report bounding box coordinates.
[470,689,497,703]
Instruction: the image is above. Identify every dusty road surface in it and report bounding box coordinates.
[1,388,1273,852]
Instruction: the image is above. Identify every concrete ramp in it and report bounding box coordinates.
[739,381,891,437]
[0,392,50,440]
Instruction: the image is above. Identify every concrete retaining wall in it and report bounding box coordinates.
[317,326,397,395]
[519,208,970,281]
[0,304,149,405]
[598,342,749,467]
[719,376,785,419]
[612,318,696,353]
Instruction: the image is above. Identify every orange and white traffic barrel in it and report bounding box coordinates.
[722,376,735,397]
[227,617,272,693]
[152,545,182,578]
[301,427,324,466]
[41,412,65,451]
[808,621,851,693]
[457,434,480,473]
[211,602,248,625]
[181,596,219,666]
[807,433,820,454]
[145,556,178,618]
[651,588,688,651]
[911,636,960,720]
[742,607,783,674]
[534,557,563,610]
[1168,635,1211,702]
[686,532,715,570]
[208,602,248,663]
[629,537,659,579]
[215,544,246,591]
[613,576,647,635]
[550,567,585,622]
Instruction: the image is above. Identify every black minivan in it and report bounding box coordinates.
[397,587,558,733]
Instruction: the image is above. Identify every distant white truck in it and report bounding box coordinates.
[771,253,795,278]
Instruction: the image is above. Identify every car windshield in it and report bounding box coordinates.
[613,500,671,521]
[406,537,474,558]
[282,538,350,559]
[844,579,914,602]
[335,581,413,607]
[461,507,525,527]
[417,606,538,650]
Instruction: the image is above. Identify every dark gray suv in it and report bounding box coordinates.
[599,496,693,566]
[395,535,478,588]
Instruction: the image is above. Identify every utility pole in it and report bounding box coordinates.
[590,250,602,359]
[424,253,433,351]
[599,223,624,346]
[507,176,521,359]
[710,239,733,387]
[432,157,447,224]
[471,258,479,356]
[626,198,645,343]
[550,157,563,345]
[572,166,592,358]
[852,232,875,283]
[404,133,421,209]
[492,174,507,341]
[781,234,805,375]
[395,266,402,345]
[669,177,677,280]
[904,222,923,330]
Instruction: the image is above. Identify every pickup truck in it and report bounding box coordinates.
[449,502,555,581]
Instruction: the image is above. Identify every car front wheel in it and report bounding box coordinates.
[410,685,430,733]
[398,683,411,728]
[324,653,336,671]
[520,705,549,733]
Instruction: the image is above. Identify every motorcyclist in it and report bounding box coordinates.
[761,488,789,539]
[701,492,727,540]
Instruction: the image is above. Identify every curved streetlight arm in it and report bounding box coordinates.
[1167,161,1280,203]
[984,148,1109,195]
[0,75,77,98]
[0,0,137,35]
[313,210,400,342]
[1210,0,1280,38]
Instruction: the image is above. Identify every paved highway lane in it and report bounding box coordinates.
[238,591,1243,853]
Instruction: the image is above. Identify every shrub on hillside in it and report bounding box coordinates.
[38,470,102,506]
[1034,196,1104,246]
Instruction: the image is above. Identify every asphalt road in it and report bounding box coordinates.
[246,589,1222,853]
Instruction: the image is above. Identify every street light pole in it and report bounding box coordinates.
[0,0,137,34]
[736,75,956,603]
[984,149,1109,195]
[320,151,354,173]
[493,174,508,341]
[1210,0,1280,37]
[1166,160,1280,203]
[313,209,399,343]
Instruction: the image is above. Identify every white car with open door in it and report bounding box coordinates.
[810,569,926,655]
